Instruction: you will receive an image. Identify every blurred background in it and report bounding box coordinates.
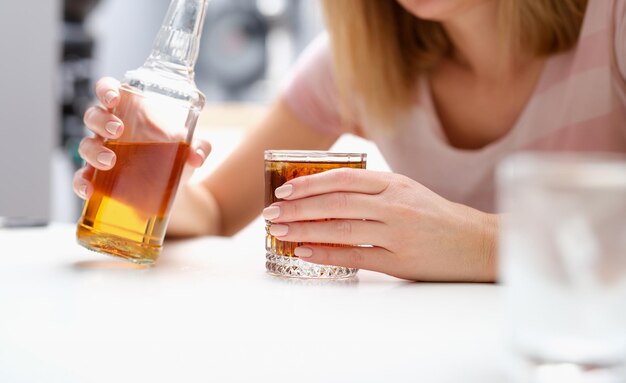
[91,0,324,101]
[0,0,383,227]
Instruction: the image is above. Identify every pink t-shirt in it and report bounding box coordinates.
[283,0,626,213]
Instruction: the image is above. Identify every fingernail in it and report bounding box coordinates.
[262,206,280,220]
[97,152,115,167]
[269,224,289,237]
[295,247,313,258]
[105,121,121,136]
[275,184,293,199]
[104,90,118,104]
[196,148,206,161]
[79,184,88,199]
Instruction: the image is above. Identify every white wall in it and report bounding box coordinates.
[87,0,170,80]
[0,0,59,225]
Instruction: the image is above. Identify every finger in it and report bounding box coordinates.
[295,245,394,273]
[73,165,95,200]
[269,219,387,247]
[186,138,212,168]
[84,106,124,139]
[95,77,122,109]
[263,192,381,223]
[78,137,116,170]
[275,168,390,200]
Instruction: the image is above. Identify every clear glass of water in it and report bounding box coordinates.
[497,153,626,383]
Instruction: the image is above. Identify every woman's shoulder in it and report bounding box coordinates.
[580,0,611,33]
[287,33,335,87]
[297,33,332,62]
[281,34,350,137]
[611,0,626,103]
[546,0,624,81]
[580,0,624,38]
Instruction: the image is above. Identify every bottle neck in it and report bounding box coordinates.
[143,0,208,80]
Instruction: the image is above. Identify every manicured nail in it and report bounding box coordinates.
[196,148,206,161]
[295,247,313,258]
[79,184,88,199]
[105,121,121,136]
[275,184,293,199]
[97,152,115,167]
[104,90,118,104]
[262,206,280,220]
[269,224,289,237]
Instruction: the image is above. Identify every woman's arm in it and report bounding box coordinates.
[167,98,339,237]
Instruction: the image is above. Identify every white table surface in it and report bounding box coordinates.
[0,223,507,383]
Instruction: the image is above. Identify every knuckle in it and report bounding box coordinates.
[296,175,310,192]
[332,168,355,186]
[284,202,299,220]
[293,222,308,238]
[334,220,353,242]
[397,175,417,193]
[328,192,349,211]
[394,203,418,220]
[72,174,82,188]
[72,173,88,195]
[315,247,331,263]
[95,78,108,95]
[346,247,364,267]
[85,109,108,133]
[77,139,89,156]
[83,107,95,125]
[78,138,102,161]
[391,175,409,190]
[75,166,87,179]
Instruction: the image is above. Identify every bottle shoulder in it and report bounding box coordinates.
[123,66,205,109]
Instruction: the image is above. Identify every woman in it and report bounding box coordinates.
[74,0,626,281]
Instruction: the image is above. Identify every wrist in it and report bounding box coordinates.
[168,183,221,238]
[478,211,499,282]
[455,204,499,282]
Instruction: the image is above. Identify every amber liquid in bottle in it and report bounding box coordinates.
[77,141,190,263]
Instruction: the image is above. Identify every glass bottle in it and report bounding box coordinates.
[76,0,209,264]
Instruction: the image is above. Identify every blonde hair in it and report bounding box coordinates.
[321,0,588,126]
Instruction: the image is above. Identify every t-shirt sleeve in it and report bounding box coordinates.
[281,34,351,137]
[615,0,626,80]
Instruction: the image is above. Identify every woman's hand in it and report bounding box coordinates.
[263,168,498,282]
[72,77,211,201]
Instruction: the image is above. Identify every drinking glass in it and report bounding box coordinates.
[264,150,367,279]
[497,153,626,382]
